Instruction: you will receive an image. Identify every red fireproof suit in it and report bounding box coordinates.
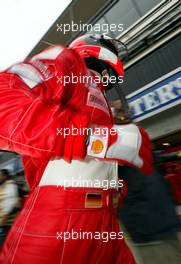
[0,45,151,263]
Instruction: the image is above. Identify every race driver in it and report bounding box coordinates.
[0,34,152,263]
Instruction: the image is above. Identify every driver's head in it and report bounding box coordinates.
[69,34,124,90]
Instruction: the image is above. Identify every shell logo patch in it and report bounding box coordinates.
[91,139,104,154]
[87,133,108,158]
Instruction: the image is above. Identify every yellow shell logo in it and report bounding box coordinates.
[91,139,104,154]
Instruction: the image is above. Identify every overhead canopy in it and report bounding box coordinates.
[28,0,114,56]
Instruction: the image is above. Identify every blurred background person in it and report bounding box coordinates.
[118,165,181,264]
[112,98,181,264]
[0,169,20,248]
[158,153,181,205]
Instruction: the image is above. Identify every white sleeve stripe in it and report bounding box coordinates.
[8,63,42,88]
[31,46,64,61]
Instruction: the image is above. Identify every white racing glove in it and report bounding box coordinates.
[87,124,153,175]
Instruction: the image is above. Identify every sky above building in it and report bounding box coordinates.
[0,0,71,70]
